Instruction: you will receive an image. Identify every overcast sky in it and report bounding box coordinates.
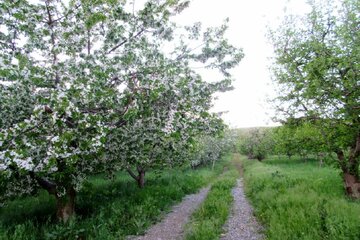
[172,0,311,128]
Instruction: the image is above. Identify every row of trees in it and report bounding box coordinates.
[0,0,243,221]
[190,129,238,169]
[269,0,359,198]
[239,121,354,169]
[237,125,324,162]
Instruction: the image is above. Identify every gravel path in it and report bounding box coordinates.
[128,186,210,240]
[221,178,264,240]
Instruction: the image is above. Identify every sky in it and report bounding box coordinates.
[172,0,311,128]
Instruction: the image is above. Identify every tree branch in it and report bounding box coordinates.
[29,171,57,195]
[45,0,60,86]
[107,28,145,54]
[126,168,139,180]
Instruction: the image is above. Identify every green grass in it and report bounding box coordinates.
[0,158,229,240]
[185,163,239,240]
[242,155,360,240]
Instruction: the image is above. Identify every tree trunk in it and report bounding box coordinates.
[56,186,76,222]
[137,169,145,188]
[336,134,360,198]
[343,173,360,198]
[127,166,146,188]
[29,173,76,221]
[319,158,324,167]
[318,152,325,167]
[211,159,216,170]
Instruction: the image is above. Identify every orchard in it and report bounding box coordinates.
[0,0,242,222]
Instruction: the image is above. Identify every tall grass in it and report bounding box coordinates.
[242,155,360,240]
[185,167,239,240]
[0,159,228,240]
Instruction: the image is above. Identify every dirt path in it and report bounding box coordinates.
[221,154,264,240]
[128,186,210,240]
[221,178,264,240]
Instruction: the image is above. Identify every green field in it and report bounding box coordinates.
[242,155,360,240]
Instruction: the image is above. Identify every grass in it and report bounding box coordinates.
[242,155,360,240]
[0,157,229,240]
[185,157,239,240]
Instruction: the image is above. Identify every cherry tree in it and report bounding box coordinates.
[105,19,243,187]
[0,0,243,221]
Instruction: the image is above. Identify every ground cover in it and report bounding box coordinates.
[0,159,227,240]
[242,156,360,240]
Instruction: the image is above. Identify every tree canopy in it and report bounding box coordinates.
[0,0,243,220]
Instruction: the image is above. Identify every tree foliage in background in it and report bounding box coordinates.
[273,122,326,161]
[238,128,274,161]
[0,0,243,221]
[272,125,297,159]
[269,0,360,197]
[190,128,237,169]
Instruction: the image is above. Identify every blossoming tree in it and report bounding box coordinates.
[0,0,243,221]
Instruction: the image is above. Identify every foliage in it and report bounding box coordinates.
[0,163,225,239]
[273,122,326,160]
[238,128,274,161]
[269,0,360,197]
[242,155,360,240]
[189,129,238,168]
[185,162,238,240]
[0,0,243,215]
[272,125,297,158]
